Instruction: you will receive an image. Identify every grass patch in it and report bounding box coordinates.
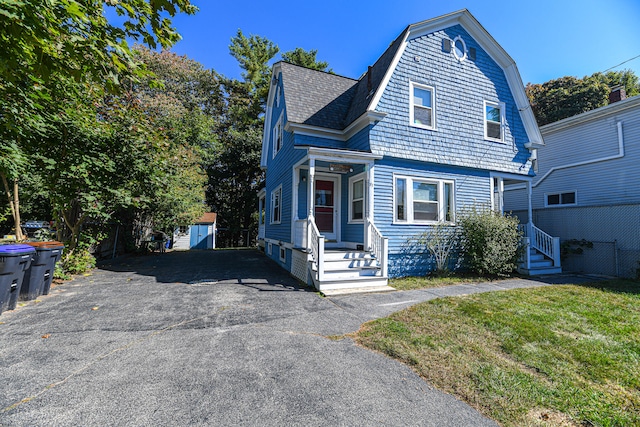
[355,280,640,426]
[390,274,492,291]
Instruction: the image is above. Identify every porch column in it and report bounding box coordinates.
[527,180,533,223]
[365,162,375,250]
[307,158,315,252]
[497,177,504,213]
[308,158,315,220]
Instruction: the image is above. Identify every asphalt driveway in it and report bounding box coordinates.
[0,249,593,426]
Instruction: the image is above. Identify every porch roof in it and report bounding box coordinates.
[294,146,383,164]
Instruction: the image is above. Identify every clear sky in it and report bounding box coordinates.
[166,0,640,85]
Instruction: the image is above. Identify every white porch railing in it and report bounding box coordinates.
[308,217,325,282]
[368,220,389,277]
[521,222,560,267]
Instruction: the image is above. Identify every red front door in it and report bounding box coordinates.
[315,179,335,237]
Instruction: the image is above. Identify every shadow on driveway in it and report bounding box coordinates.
[98,249,311,293]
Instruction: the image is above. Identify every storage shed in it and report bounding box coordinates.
[173,213,217,250]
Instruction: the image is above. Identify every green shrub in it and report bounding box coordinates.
[58,245,96,275]
[418,222,460,276]
[458,207,522,277]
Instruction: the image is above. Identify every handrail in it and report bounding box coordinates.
[523,222,560,267]
[307,217,324,281]
[369,221,388,277]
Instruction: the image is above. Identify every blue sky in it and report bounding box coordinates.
[166,0,640,85]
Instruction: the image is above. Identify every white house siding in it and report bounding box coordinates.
[505,96,640,277]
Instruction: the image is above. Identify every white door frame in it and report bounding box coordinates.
[314,173,340,242]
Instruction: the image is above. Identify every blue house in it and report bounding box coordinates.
[258,10,559,292]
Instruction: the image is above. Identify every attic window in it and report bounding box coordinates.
[484,101,505,142]
[410,82,435,130]
[453,36,467,61]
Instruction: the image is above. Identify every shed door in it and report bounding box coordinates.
[190,224,210,249]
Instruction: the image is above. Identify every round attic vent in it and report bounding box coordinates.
[453,36,467,61]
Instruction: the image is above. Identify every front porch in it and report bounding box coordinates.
[290,147,390,292]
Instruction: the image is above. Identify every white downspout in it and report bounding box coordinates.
[533,121,624,187]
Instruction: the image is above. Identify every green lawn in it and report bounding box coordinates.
[355,280,640,426]
[389,274,492,290]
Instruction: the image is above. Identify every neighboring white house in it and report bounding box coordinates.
[173,212,217,250]
[505,91,640,277]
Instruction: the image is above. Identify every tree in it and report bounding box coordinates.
[0,0,196,240]
[228,29,279,112]
[526,76,609,126]
[282,47,332,73]
[592,69,640,97]
[526,69,640,126]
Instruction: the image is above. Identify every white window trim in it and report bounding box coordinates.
[544,191,578,208]
[270,185,282,225]
[267,242,273,256]
[409,81,436,130]
[348,173,366,224]
[272,113,284,158]
[484,100,506,143]
[453,36,467,61]
[279,246,286,262]
[393,175,455,225]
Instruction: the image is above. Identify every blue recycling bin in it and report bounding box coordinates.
[0,244,36,315]
[21,241,64,299]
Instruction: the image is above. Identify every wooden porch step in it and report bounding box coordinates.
[321,285,395,296]
[314,276,390,291]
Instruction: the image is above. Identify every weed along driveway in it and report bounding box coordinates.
[0,250,507,426]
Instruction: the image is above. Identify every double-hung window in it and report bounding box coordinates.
[272,115,283,157]
[410,82,435,130]
[394,176,454,224]
[348,174,365,223]
[484,101,505,142]
[270,185,282,224]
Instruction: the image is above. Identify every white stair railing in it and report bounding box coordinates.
[368,222,388,277]
[522,222,560,267]
[308,217,324,282]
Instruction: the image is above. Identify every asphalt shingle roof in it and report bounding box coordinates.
[281,63,357,130]
[279,27,408,131]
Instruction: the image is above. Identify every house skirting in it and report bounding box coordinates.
[512,204,640,278]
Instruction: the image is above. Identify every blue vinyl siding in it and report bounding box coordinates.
[370,25,532,176]
[266,244,293,271]
[372,157,491,277]
[295,134,346,150]
[264,76,305,243]
[346,126,372,152]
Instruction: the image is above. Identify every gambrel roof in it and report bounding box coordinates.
[261,9,542,167]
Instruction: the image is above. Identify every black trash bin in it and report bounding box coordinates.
[22,241,65,299]
[0,244,36,315]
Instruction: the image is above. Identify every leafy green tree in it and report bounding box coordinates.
[526,70,640,126]
[592,69,640,97]
[282,47,332,73]
[229,29,279,112]
[526,76,609,126]
[0,0,197,240]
